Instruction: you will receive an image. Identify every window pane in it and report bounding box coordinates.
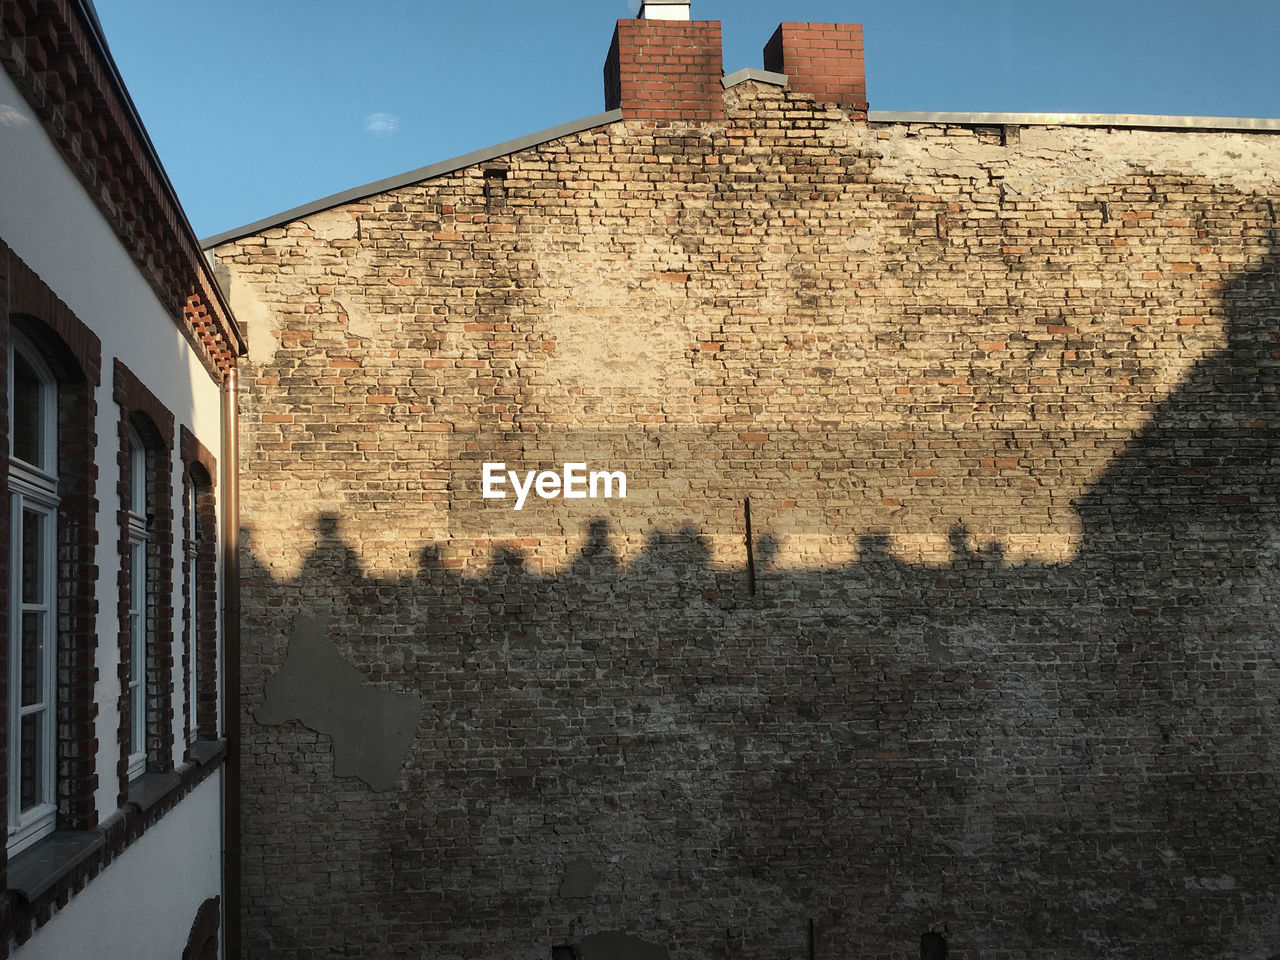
[131,540,146,609]
[20,711,43,811]
[21,611,45,708]
[130,612,143,684]
[131,680,145,755]
[21,508,45,604]
[12,350,43,466]
[130,440,146,516]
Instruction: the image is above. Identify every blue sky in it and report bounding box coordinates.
[90,0,1280,242]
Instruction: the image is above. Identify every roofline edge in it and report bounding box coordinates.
[201,109,625,248]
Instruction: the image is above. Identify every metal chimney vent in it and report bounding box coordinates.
[639,0,691,20]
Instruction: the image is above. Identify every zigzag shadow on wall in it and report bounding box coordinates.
[238,239,1280,957]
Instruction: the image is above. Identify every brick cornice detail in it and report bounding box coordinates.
[0,0,242,379]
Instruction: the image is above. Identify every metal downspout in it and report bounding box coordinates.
[221,366,241,958]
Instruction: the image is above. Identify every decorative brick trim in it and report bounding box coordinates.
[0,243,102,389]
[50,355,99,833]
[181,895,220,960]
[764,22,868,115]
[604,19,724,122]
[0,0,241,378]
[112,361,175,804]
[112,360,174,450]
[0,241,102,856]
[179,426,217,486]
[179,427,219,745]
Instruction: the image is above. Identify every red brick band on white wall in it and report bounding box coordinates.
[112,359,176,804]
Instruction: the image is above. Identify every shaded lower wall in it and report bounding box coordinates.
[235,248,1280,959]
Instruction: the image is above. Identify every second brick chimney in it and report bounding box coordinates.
[764,22,868,115]
[603,11,869,123]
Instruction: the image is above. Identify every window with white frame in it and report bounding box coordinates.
[7,335,59,855]
[126,426,148,780]
[184,476,199,742]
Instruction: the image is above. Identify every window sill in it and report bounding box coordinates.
[188,738,227,769]
[6,830,105,902]
[127,771,183,813]
[128,740,227,812]
[4,739,226,920]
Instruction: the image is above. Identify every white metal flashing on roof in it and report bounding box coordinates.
[722,67,787,89]
[868,110,1280,132]
[205,104,1280,249]
[201,110,624,248]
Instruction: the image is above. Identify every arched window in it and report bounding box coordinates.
[126,425,149,780]
[113,359,177,793]
[7,333,59,854]
[183,474,200,743]
[180,426,218,748]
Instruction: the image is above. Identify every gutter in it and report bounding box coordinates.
[201,110,625,249]
[220,367,242,958]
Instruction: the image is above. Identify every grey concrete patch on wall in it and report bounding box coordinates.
[577,931,669,960]
[557,859,599,898]
[257,610,421,790]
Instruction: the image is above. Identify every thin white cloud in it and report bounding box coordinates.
[0,104,31,127]
[364,112,400,138]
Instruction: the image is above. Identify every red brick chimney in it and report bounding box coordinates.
[603,14,724,122]
[764,23,868,116]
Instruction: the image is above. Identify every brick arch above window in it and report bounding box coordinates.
[180,426,217,488]
[2,241,103,390]
[113,360,175,451]
[181,896,221,960]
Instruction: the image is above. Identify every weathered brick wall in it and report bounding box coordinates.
[215,78,1280,960]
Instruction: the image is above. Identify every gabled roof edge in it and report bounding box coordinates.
[201,109,625,249]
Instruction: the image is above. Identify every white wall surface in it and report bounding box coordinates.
[11,773,224,960]
[0,66,226,814]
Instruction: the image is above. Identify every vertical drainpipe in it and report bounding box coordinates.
[221,364,242,959]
